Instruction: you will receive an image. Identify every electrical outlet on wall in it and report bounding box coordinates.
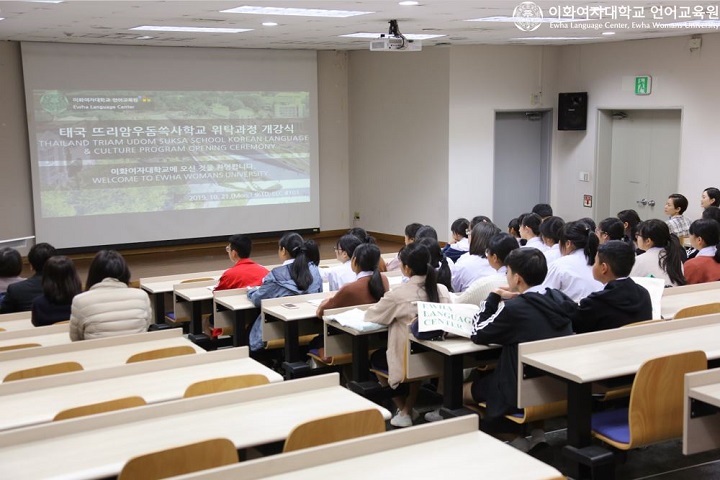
[353,211,360,220]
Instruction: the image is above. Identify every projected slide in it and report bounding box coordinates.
[33,89,311,218]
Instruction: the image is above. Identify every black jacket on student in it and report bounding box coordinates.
[0,275,42,314]
[470,287,575,419]
[570,278,653,334]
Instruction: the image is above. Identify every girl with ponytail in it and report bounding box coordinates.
[365,242,451,428]
[316,243,389,317]
[630,219,686,287]
[541,220,603,301]
[310,244,390,361]
[247,232,322,351]
[684,219,720,284]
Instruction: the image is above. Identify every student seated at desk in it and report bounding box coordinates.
[215,234,269,291]
[684,219,720,284]
[541,220,603,302]
[312,244,389,360]
[519,213,548,252]
[0,243,56,314]
[320,234,361,291]
[451,222,501,293]
[247,232,322,352]
[441,218,470,263]
[630,219,686,287]
[595,217,625,245]
[417,237,453,292]
[70,250,151,341]
[385,222,422,272]
[454,233,518,306]
[365,242,451,428]
[539,216,564,266]
[464,248,574,424]
[665,193,692,238]
[348,228,387,272]
[571,241,652,333]
[0,247,24,304]
[32,256,82,327]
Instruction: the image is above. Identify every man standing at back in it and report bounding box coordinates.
[215,234,269,291]
[0,242,56,313]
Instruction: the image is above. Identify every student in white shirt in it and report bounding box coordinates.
[539,216,564,266]
[542,220,603,302]
[520,213,549,252]
[453,233,519,306]
[630,219,686,287]
[596,217,625,244]
[451,222,501,292]
[321,234,361,291]
[441,217,470,263]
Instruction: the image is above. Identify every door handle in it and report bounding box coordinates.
[637,198,648,206]
[647,200,656,207]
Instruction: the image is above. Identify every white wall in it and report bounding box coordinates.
[317,50,351,230]
[348,48,450,236]
[448,45,560,229]
[553,33,720,222]
[0,42,34,250]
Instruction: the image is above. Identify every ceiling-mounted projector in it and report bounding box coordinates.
[370,19,422,52]
[370,35,421,51]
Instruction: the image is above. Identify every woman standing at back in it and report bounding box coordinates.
[247,232,322,351]
[70,250,151,341]
[630,219,686,287]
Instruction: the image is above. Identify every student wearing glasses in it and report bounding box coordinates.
[320,234,362,291]
[595,217,625,245]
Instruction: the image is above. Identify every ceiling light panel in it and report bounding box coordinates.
[130,26,252,33]
[221,6,374,18]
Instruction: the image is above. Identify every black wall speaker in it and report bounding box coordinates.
[558,92,588,131]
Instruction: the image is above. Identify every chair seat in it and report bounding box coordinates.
[591,408,630,445]
[307,349,352,366]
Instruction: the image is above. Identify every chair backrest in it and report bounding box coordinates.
[53,396,147,421]
[283,409,385,453]
[54,320,70,325]
[126,346,196,363]
[117,438,238,480]
[628,350,706,447]
[0,343,41,352]
[183,374,269,398]
[674,303,720,320]
[3,361,83,382]
[0,327,6,332]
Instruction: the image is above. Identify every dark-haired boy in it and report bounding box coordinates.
[464,248,575,421]
[665,193,691,237]
[0,243,56,313]
[215,234,269,291]
[532,203,553,220]
[570,241,652,334]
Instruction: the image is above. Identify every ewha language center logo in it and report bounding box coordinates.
[513,1,544,31]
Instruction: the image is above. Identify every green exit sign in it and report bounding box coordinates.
[635,76,652,95]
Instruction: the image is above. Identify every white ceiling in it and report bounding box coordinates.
[0,1,717,49]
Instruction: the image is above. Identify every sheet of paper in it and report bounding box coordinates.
[417,302,480,338]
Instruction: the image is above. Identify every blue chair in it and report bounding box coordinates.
[591,350,706,450]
